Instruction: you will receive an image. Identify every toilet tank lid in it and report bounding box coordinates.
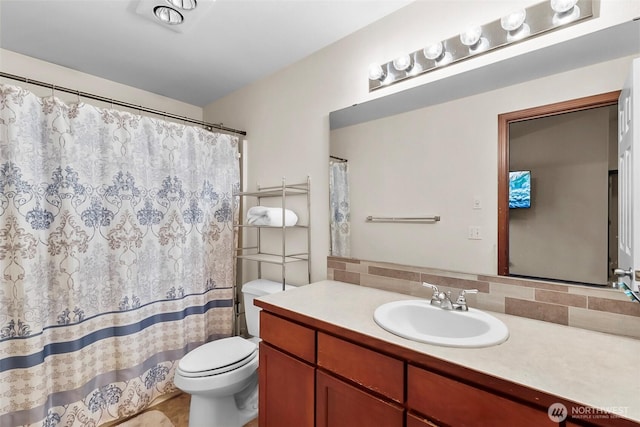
[242,279,293,296]
[178,336,257,373]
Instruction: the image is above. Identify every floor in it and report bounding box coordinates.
[114,393,258,427]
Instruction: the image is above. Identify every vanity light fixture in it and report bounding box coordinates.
[368,0,593,91]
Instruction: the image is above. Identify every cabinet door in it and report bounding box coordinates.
[408,365,554,427]
[259,343,314,427]
[316,370,403,427]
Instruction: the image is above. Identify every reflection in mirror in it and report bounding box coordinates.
[497,92,620,286]
[507,104,618,286]
[329,157,351,257]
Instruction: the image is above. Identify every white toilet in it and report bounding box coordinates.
[174,279,290,427]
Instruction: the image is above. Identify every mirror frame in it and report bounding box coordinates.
[497,90,621,277]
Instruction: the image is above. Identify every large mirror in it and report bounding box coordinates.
[328,20,639,285]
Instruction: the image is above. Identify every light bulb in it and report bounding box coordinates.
[550,0,578,13]
[368,64,385,81]
[423,42,444,60]
[500,9,526,32]
[392,54,412,72]
[460,27,482,46]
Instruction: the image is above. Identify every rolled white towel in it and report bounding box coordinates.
[247,206,298,226]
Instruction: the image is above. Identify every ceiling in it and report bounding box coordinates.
[0,0,412,107]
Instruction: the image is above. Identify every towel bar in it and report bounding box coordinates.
[366,216,441,223]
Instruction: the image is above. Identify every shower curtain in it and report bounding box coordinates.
[329,160,350,257]
[0,83,239,426]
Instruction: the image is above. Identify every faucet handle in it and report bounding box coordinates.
[422,282,440,299]
[422,282,441,304]
[456,289,478,304]
[422,282,439,293]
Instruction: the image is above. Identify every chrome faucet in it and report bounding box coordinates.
[422,282,478,311]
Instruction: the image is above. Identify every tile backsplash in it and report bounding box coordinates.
[327,256,640,339]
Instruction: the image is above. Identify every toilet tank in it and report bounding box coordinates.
[242,279,292,338]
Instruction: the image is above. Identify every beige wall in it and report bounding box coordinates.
[203,0,640,283]
[509,107,612,284]
[0,49,202,120]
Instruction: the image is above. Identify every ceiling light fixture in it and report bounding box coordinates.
[368,0,593,91]
[154,6,183,25]
[167,0,197,10]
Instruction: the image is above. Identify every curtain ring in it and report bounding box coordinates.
[110,99,114,109]
[51,84,56,98]
[76,90,81,104]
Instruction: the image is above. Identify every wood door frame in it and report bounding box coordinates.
[497,91,621,276]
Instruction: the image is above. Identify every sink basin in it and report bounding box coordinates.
[373,299,509,348]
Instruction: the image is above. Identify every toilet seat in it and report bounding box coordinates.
[177,336,258,378]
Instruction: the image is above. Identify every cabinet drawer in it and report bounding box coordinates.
[316,370,404,427]
[260,311,316,363]
[317,332,404,403]
[407,365,554,427]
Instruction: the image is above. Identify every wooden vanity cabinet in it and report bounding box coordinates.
[259,312,315,427]
[258,306,636,427]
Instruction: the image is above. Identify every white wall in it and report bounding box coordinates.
[203,0,640,281]
[0,49,202,119]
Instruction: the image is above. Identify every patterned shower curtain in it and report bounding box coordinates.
[0,84,239,426]
[329,160,350,257]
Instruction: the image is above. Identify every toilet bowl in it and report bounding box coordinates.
[174,336,259,427]
[174,279,291,427]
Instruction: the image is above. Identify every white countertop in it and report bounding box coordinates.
[257,280,640,423]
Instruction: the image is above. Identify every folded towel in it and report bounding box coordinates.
[247,206,298,226]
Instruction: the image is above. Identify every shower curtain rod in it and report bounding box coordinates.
[0,71,247,136]
[330,155,348,162]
